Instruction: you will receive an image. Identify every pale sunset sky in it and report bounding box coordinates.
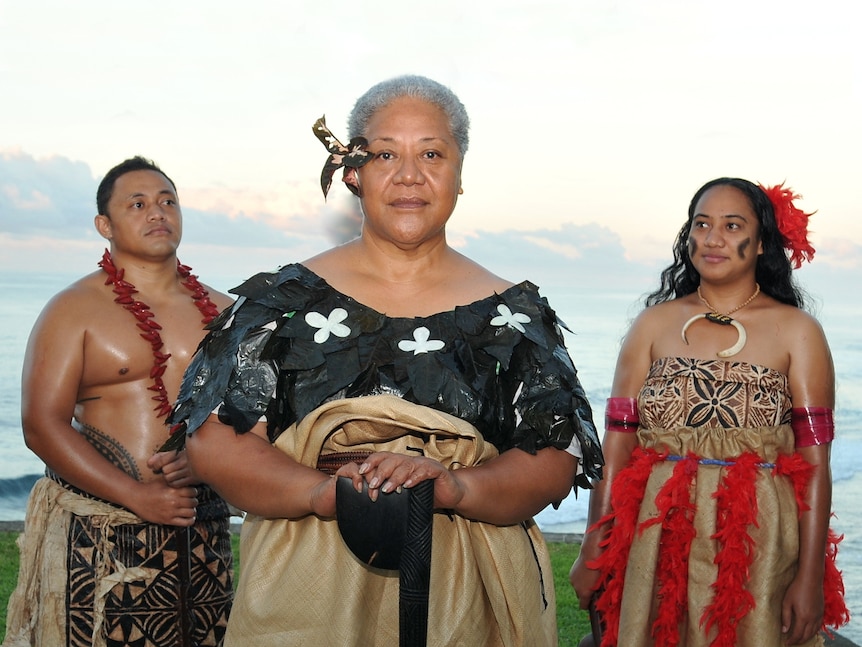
[1,0,860,296]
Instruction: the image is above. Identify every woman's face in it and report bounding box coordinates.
[687,184,763,282]
[350,96,462,248]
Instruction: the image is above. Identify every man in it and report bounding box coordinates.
[3,157,234,647]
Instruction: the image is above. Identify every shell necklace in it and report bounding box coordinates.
[98,249,220,418]
[681,283,760,358]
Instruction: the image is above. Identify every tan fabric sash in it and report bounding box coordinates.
[2,478,150,647]
[226,394,557,646]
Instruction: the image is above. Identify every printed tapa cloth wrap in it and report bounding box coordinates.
[224,394,558,647]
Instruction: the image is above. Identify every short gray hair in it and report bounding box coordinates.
[348,75,470,158]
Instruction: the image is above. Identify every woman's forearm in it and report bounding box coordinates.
[187,419,330,518]
[452,447,577,525]
[795,444,831,585]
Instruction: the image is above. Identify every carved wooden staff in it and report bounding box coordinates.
[177,524,194,647]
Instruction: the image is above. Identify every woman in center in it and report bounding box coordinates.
[170,75,603,645]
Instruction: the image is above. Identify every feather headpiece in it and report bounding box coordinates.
[758,183,816,268]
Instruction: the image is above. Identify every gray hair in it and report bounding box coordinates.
[348,75,470,158]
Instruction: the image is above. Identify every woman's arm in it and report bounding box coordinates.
[189,416,576,525]
[781,314,835,645]
[340,444,577,526]
[186,417,335,518]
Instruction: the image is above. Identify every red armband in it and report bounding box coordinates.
[791,407,834,447]
[605,397,639,433]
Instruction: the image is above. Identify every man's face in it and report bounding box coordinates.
[97,169,182,259]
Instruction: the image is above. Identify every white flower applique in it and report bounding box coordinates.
[398,327,445,355]
[305,308,351,343]
[490,304,531,333]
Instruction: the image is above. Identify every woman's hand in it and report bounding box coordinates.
[569,550,602,609]
[335,451,466,510]
[781,573,824,645]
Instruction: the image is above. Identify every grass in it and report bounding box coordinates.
[2,530,591,645]
[0,532,19,639]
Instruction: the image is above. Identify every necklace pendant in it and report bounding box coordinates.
[705,312,734,326]
[681,311,748,357]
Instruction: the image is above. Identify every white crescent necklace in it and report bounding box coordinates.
[681,283,760,358]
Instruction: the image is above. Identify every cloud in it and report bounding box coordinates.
[453,222,658,294]
[1,150,858,305]
[0,150,322,251]
[0,150,96,237]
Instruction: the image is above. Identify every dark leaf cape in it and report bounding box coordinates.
[169,264,603,488]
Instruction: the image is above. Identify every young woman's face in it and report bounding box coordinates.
[687,184,763,282]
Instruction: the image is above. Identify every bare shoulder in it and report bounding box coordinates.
[775,300,823,329]
[35,272,108,324]
[630,299,679,334]
[774,301,829,350]
[24,273,109,366]
[303,242,351,266]
[452,252,513,295]
[301,244,352,279]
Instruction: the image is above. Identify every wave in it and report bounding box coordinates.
[0,474,40,521]
[0,473,40,499]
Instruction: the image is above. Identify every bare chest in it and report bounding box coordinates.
[81,299,209,389]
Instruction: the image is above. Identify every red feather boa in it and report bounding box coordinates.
[701,452,759,645]
[642,455,698,646]
[589,447,664,647]
[590,449,849,645]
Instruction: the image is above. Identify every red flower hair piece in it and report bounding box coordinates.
[758,183,816,268]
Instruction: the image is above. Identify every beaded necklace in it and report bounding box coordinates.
[697,283,761,317]
[98,249,219,418]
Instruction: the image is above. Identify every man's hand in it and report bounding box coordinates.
[148,450,196,487]
[129,479,199,527]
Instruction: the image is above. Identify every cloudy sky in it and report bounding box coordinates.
[1,0,860,298]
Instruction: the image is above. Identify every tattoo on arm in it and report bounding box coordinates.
[73,420,142,481]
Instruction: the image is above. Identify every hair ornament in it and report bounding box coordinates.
[758,182,816,268]
[312,115,372,198]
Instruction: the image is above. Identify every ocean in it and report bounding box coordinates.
[1,270,860,640]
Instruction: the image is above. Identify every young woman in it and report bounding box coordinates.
[569,178,849,647]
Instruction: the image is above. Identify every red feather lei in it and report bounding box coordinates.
[701,452,759,646]
[589,447,664,647]
[759,183,816,268]
[643,454,698,647]
[98,249,219,420]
